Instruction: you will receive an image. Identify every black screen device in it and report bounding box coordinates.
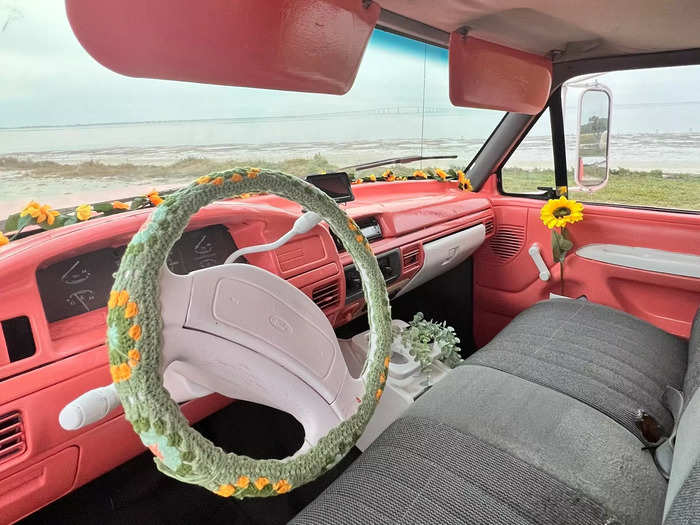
[306,172,354,203]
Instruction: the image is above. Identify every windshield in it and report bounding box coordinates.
[0,2,503,219]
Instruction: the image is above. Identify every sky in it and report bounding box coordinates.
[1,0,699,138]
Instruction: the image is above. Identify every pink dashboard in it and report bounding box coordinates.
[0,180,493,522]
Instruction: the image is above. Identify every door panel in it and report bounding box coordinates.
[474,176,700,346]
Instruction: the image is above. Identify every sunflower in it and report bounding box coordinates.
[540,196,584,229]
[76,204,93,221]
[0,232,8,246]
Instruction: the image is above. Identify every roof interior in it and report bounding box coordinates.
[376,1,700,61]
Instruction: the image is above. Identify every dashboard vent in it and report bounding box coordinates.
[331,216,382,252]
[0,411,26,464]
[402,244,421,271]
[483,218,495,236]
[312,281,340,310]
[486,225,525,263]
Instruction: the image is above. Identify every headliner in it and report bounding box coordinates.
[376,0,700,61]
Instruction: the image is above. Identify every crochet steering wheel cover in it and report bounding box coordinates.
[106,169,392,498]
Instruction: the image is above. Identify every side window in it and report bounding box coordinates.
[564,65,700,211]
[500,108,555,194]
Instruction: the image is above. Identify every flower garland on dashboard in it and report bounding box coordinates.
[0,189,259,246]
[0,169,472,246]
[350,168,473,191]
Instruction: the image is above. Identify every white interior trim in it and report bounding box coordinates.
[577,244,700,279]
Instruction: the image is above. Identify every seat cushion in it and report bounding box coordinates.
[683,306,700,399]
[293,366,667,525]
[466,298,687,442]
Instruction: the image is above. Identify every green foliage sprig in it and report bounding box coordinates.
[399,312,463,372]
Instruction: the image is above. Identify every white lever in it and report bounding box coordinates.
[59,384,121,430]
[528,242,551,281]
[225,211,322,263]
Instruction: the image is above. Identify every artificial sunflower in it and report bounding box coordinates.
[539,196,584,296]
[112,201,130,210]
[0,232,9,246]
[147,190,164,206]
[76,204,93,221]
[540,196,584,229]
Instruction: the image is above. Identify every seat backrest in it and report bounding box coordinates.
[663,307,700,524]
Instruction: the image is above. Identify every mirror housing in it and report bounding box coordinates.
[65,0,379,95]
[575,86,612,191]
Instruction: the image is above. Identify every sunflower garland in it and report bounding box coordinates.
[539,195,584,295]
[1,168,474,246]
[350,167,473,191]
[0,188,177,246]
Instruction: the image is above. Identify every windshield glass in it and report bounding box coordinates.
[0,2,504,219]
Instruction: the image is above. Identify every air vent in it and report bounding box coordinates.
[487,225,525,263]
[331,216,382,252]
[483,218,495,236]
[402,244,421,271]
[312,281,340,310]
[0,411,26,464]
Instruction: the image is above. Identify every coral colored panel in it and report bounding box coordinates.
[65,0,379,94]
[449,34,552,114]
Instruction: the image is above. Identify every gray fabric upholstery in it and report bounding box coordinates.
[466,298,687,442]
[406,366,666,525]
[683,306,700,399]
[292,417,616,525]
[664,390,700,523]
[294,300,700,525]
[294,366,667,525]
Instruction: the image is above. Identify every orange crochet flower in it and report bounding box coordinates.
[117,290,129,307]
[212,176,224,186]
[76,204,92,221]
[231,173,243,182]
[273,479,292,494]
[110,362,132,383]
[234,476,250,489]
[247,168,261,179]
[214,484,236,497]
[127,349,140,365]
[254,477,270,490]
[128,324,142,341]
[124,301,138,319]
[384,356,390,368]
[376,388,383,400]
[112,201,130,210]
[196,175,211,185]
[108,291,118,309]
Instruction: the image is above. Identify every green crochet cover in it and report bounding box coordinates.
[106,169,392,498]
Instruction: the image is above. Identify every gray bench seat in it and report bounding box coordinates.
[292,300,700,525]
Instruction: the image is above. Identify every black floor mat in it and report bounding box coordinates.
[21,401,360,525]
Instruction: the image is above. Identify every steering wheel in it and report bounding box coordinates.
[106,169,392,498]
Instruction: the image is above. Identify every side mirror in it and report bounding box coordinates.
[575,86,612,191]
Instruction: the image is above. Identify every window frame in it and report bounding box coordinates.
[496,81,700,215]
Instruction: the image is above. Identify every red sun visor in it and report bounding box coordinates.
[449,33,552,114]
[65,0,380,95]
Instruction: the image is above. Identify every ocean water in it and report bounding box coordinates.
[1,117,699,217]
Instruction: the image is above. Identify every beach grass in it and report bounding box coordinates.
[2,155,699,215]
[502,167,700,211]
